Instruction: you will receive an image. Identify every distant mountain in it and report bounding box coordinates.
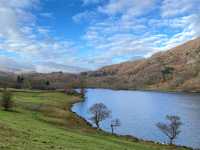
[0,70,80,89]
[23,72,79,89]
[82,37,200,92]
[1,38,200,92]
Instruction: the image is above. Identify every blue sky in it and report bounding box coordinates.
[0,0,199,73]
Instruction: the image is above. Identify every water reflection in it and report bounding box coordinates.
[72,89,200,148]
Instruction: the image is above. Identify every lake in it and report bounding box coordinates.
[72,89,200,148]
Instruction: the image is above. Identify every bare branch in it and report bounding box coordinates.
[89,103,111,128]
[156,115,182,144]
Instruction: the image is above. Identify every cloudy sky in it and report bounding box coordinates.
[0,0,199,73]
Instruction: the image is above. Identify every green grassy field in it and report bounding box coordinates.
[0,90,189,150]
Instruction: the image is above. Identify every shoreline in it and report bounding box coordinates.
[69,96,193,150]
[0,89,194,149]
[2,87,200,95]
[83,87,200,94]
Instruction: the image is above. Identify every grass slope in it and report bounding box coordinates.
[0,91,189,150]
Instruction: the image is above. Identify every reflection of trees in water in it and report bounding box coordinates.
[73,89,200,148]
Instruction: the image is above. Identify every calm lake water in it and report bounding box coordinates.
[72,89,200,148]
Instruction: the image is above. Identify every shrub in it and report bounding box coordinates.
[1,90,13,111]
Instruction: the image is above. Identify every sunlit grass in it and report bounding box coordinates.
[0,90,189,150]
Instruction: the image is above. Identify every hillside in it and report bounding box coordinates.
[1,38,200,92]
[0,90,188,150]
[82,37,200,92]
[0,71,80,89]
[22,72,79,89]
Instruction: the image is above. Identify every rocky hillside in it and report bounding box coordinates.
[82,37,200,92]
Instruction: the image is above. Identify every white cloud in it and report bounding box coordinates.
[0,0,84,73]
[161,0,200,18]
[79,1,157,66]
[0,56,35,73]
[35,61,88,73]
[78,0,200,67]
[81,0,102,5]
[0,0,38,49]
[98,0,156,19]
[1,0,200,72]
[72,11,97,23]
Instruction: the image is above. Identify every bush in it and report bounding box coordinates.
[1,90,13,111]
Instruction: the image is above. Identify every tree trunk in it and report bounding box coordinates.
[111,125,114,134]
[169,138,173,145]
[96,121,100,129]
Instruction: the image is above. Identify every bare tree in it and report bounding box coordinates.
[89,103,111,128]
[45,80,50,90]
[156,115,182,144]
[110,119,121,134]
[80,87,86,98]
[79,79,86,98]
[16,75,24,89]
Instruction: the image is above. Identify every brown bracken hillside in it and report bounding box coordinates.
[83,37,200,92]
[1,38,200,92]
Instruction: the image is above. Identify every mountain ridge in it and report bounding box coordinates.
[1,37,200,92]
[82,37,200,92]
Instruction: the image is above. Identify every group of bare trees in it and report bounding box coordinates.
[89,103,121,134]
[15,75,51,90]
[89,102,182,145]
